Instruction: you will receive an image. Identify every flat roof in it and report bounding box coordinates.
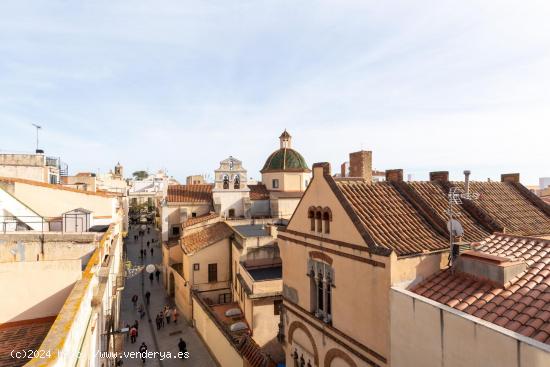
[247,266,282,281]
[233,224,270,238]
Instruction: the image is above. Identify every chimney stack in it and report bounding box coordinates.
[340,162,349,177]
[385,169,403,183]
[349,150,372,183]
[429,171,449,182]
[464,170,471,195]
[501,173,520,184]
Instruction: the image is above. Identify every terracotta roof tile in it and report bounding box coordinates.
[167,184,213,203]
[248,184,270,200]
[334,181,448,256]
[182,212,219,228]
[409,181,491,241]
[0,316,56,367]
[457,181,550,236]
[410,234,550,344]
[181,222,233,254]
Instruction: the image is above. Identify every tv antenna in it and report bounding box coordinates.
[31,123,42,151]
[447,170,479,269]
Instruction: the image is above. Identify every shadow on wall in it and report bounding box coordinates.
[6,282,76,323]
[283,284,299,304]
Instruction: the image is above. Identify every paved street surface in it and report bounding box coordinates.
[120,224,217,367]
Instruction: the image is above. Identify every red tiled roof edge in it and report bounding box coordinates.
[321,165,389,256]
[183,212,219,228]
[508,181,550,218]
[0,315,57,330]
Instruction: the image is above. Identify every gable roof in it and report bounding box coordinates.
[181,222,233,254]
[410,234,550,344]
[167,184,213,204]
[248,183,270,200]
[334,179,448,256]
[315,163,550,257]
[456,181,550,236]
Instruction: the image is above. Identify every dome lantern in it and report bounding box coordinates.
[279,130,292,149]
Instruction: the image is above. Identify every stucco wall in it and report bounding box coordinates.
[390,288,550,367]
[252,298,279,347]
[0,165,46,183]
[0,259,81,322]
[192,297,243,367]
[10,181,115,218]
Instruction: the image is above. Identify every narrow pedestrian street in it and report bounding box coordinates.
[120,224,217,367]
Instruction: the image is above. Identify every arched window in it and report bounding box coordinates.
[315,210,322,233]
[308,207,315,231]
[322,208,332,234]
[223,175,229,189]
[234,174,240,189]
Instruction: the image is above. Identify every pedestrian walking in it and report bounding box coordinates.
[145,291,151,306]
[150,247,154,256]
[130,326,137,344]
[158,312,165,328]
[139,342,147,363]
[149,273,154,284]
[131,295,138,308]
[173,307,179,324]
[133,320,139,336]
[139,249,143,260]
[178,338,187,358]
[138,304,145,319]
[165,307,172,324]
[147,241,150,248]
[125,323,130,340]
[155,313,161,330]
[155,269,160,283]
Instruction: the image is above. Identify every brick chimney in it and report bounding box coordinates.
[385,169,403,182]
[313,162,331,178]
[501,173,520,183]
[340,162,349,177]
[429,171,449,182]
[349,151,372,183]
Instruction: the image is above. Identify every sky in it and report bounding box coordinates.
[0,1,549,185]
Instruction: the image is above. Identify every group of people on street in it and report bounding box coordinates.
[125,224,189,363]
[156,305,178,329]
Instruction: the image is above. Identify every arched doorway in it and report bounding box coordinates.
[169,272,175,297]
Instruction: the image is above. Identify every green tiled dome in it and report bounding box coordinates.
[261,148,310,173]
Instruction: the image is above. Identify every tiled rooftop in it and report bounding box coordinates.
[181,222,233,254]
[166,184,213,203]
[335,180,448,256]
[183,212,219,228]
[456,181,550,237]
[329,174,550,257]
[0,316,56,367]
[410,234,550,344]
[248,184,270,200]
[409,181,490,242]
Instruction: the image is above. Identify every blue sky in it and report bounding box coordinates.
[1,1,549,185]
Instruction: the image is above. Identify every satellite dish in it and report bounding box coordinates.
[447,219,464,237]
[145,264,156,273]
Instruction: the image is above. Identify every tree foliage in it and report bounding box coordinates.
[132,170,149,180]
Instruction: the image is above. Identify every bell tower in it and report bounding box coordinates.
[279,130,292,149]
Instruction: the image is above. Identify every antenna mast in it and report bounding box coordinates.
[31,123,42,151]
